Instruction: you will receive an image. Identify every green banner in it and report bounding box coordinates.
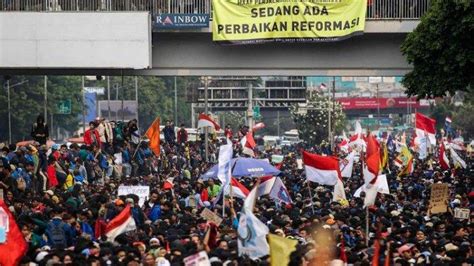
[212,0,367,44]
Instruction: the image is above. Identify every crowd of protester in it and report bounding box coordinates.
[0,115,472,266]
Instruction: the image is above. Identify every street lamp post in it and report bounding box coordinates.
[4,79,28,144]
[7,80,11,144]
[200,76,212,162]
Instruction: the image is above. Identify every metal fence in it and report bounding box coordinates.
[1,0,429,20]
[0,0,210,13]
[366,0,431,19]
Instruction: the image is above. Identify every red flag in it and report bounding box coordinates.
[364,134,380,185]
[372,238,381,266]
[241,132,256,157]
[0,200,28,266]
[340,237,348,263]
[439,142,450,170]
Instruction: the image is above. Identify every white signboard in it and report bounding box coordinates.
[369,76,382,84]
[118,186,150,207]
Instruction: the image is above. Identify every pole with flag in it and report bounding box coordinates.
[105,204,137,242]
[133,117,160,159]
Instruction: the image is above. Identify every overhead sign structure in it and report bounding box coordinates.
[155,13,209,28]
[212,0,367,44]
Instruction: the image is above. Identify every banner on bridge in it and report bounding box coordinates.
[212,0,367,44]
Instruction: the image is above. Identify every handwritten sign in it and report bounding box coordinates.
[200,208,223,226]
[454,208,470,220]
[429,183,449,214]
[184,251,210,266]
[117,185,150,207]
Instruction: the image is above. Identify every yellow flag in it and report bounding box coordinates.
[397,146,414,177]
[268,234,298,266]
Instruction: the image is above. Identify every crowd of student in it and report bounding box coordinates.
[0,115,472,266]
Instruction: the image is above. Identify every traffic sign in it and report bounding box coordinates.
[253,106,261,119]
[57,100,72,114]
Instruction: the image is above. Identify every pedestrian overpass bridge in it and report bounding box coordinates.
[0,0,430,77]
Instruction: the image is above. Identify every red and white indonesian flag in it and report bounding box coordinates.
[257,176,276,196]
[349,121,366,149]
[252,122,265,131]
[225,178,250,199]
[303,151,340,186]
[338,131,350,153]
[340,151,355,178]
[363,134,380,185]
[105,205,136,242]
[241,132,257,157]
[439,142,450,170]
[198,113,221,131]
[415,112,436,145]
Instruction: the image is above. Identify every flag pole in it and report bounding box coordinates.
[360,147,369,247]
[306,181,315,215]
[132,117,158,160]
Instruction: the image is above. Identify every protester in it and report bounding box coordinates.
[0,115,472,266]
[31,115,49,145]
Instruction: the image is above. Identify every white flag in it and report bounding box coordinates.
[238,187,269,260]
[354,175,390,198]
[332,178,346,202]
[450,147,467,169]
[340,151,355,178]
[418,136,428,160]
[217,139,233,185]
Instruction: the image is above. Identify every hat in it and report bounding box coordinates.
[326,218,336,225]
[36,251,49,262]
[149,238,160,245]
[444,243,459,252]
[115,199,125,206]
[45,190,54,196]
[455,194,462,199]
[52,144,60,150]
[126,198,134,205]
[391,210,400,217]
[397,243,414,254]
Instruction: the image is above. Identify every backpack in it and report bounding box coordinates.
[49,221,67,249]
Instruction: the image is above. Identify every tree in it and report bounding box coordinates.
[452,103,474,139]
[290,93,346,146]
[400,0,473,98]
[0,76,83,143]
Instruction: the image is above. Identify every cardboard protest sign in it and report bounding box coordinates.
[454,208,470,220]
[429,183,449,214]
[200,208,223,226]
[118,186,150,207]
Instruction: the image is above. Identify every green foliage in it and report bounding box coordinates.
[0,76,83,143]
[429,100,474,139]
[452,103,474,139]
[290,93,345,146]
[401,0,473,98]
[0,76,196,143]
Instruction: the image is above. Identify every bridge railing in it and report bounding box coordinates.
[1,0,429,20]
